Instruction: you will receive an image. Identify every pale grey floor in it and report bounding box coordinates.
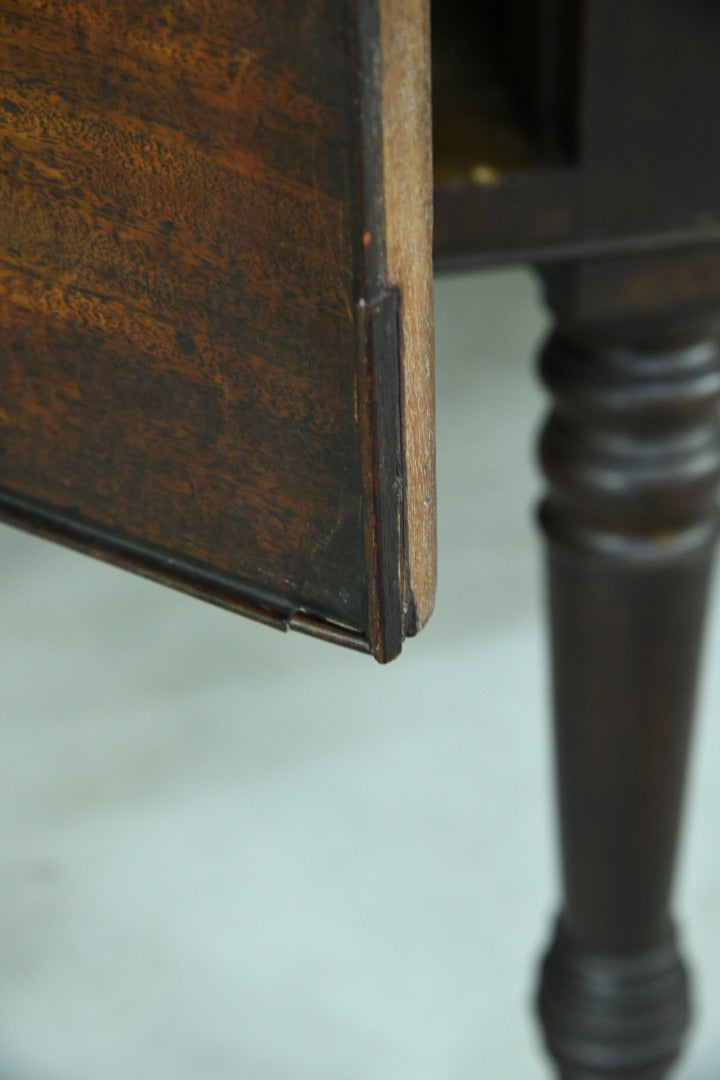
[1,270,720,1078]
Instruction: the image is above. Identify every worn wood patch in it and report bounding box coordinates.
[379,0,436,633]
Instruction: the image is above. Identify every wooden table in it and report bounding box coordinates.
[2,2,719,1076]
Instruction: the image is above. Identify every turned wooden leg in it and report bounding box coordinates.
[533,277,720,1078]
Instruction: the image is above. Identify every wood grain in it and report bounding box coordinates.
[0,1,436,659]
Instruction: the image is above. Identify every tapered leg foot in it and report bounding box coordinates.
[538,920,690,1079]
[532,262,720,1079]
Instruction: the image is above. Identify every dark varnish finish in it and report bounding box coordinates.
[534,262,720,1077]
[0,2,365,630]
[0,1,435,661]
